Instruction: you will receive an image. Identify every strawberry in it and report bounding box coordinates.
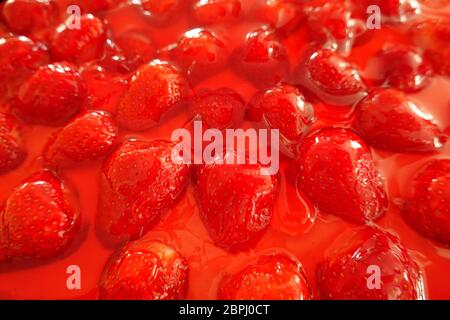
[50,14,107,64]
[99,239,189,300]
[317,227,425,300]
[259,0,304,36]
[248,84,316,158]
[374,46,433,92]
[114,29,154,71]
[71,0,126,12]
[0,36,49,100]
[353,89,445,153]
[402,159,450,246]
[166,28,228,82]
[13,62,86,126]
[0,112,26,175]
[410,19,450,77]
[193,151,280,252]
[116,60,189,131]
[192,0,242,25]
[296,49,367,106]
[141,0,181,23]
[362,0,420,23]
[43,111,119,169]
[189,88,245,130]
[232,26,289,88]
[0,171,80,262]
[218,253,311,300]
[97,140,191,243]
[304,0,359,54]
[2,0,57,35]
[297,128,388,224]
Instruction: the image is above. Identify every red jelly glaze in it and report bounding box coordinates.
[0,0,449,300]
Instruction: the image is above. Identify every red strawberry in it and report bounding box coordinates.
[71,0,126,12]
[410,19,450,76]
[218,253,311,300]
[43,111,119,169]
[297,128,388,224]
[317,227,425,300]
[304,0,359,54]
[192,0,242,25]
[259,0,304,36]
[402,159,450,246]
[232,26,289,88]
[97,140,191,243]
[114,29,154,71]
[99,239,189,300]
[353,89,445,153]
[2,0,57,35]
[13,62,86,126]
[0,112,26,175]
[374,46,433,92]
[297,49,367,106]
[50,14,107,64]
[193,151,280,252]
[0,36,49,100]
[248,84,316,158]
[166,28,228,82]
[189,88,245,130]
[116,60,189,131]
[141,0,181,22]
[0,171,80,262]
[363,0,420,23]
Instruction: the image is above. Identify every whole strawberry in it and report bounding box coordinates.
[317,227,425,300]
[97,140,191,244]
[297,128,388,224]
[193,151,279,252]
[99,239,189,300]
[232,26,289,88]
[50,14,107,64]
[248,84,316,158]
[218,253,311,300]
[353,89,445,153]
[296,49,367,106]
[402,159,450,246]
[116,60,189,131]
[13,62,86,126]
[0,112,26,175]
[0,171,80,262]
[43,111,119,169]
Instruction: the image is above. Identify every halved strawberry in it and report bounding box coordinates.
[0,36,49,100]
[189,87,245,130]
[43,111,119,169]
[218,253,311,300]
[50,14,107,64]
[296,49,367,106]
[13,62,86,126]
[232,26,289,88]
[248,84,316,158]
[0,112,26,175]
[97,140,191,244]
[353,89,445,153]
[0,171,80,262]
[116,60,189,131]
[317,227,425,300]
[297,128,388,224]
[193,151,280,252]
[166,28,228,82]
[99,239,189,300]
[402,159,450,246]
[2,0,57,35]
[192,0,241,25]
